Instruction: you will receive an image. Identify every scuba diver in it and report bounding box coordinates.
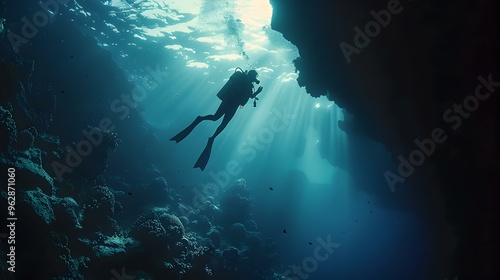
[170,67,263,170]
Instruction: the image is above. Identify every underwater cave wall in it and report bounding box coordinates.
[269,0,500,278]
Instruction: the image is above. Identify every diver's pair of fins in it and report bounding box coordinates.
[170,118,214,171]
[170,116,201,143]
[193,137,214,171]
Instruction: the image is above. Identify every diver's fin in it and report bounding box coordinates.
[170,117,201,143]
[194,137,214,171]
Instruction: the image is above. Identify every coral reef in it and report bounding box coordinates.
[219,179,253,225]
[0,148,55,195]
[0,106,16,152]
[81,184,118,234]
[74,127,121,180]
[0,16,285,279]
[139,176,173,206]
[21,187,56,225]
[16,82,57,130]
[129,207,185,257]
[227,223,247,245]
[52,196,82,231]
[15,127,38,151]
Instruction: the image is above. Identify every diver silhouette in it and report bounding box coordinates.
[170,68,263,170]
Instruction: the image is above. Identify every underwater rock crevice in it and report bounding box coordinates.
[270,0,500,278]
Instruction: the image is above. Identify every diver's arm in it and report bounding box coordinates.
[251,86,263,98]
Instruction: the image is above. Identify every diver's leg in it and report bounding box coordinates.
[194,105,238,170]
[199,102,226,121]
[170,116,202,142]
[210,105,238,140]
[170,102,227,142]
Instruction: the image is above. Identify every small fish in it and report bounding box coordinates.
[283,229,287,234]
[269,187,273,191]
[128,192,132,196]
[308,242,312,245]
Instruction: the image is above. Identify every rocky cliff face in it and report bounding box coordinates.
[270,0,499,278]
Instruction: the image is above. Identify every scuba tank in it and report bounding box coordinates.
[216,67,246,101]
[216,67,259,107]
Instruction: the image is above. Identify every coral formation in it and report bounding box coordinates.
[0,106,17,152]
[129,208,185,252]
[15,127,38,151]
[220,179,253,225]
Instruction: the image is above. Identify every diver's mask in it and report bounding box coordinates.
[248,69,260,84]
